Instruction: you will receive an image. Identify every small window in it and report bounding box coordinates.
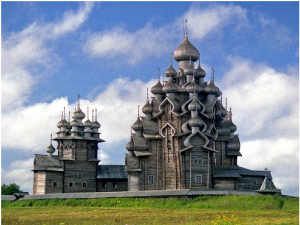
[195,175,202,184]
[113,183,117,189]
[68,182,74,188]
[102,182,106,188]
[252,180,257,185]
[82,182,87,188]
[78,173,82,179]
[148,175,154,184]
[194,158,202,164]
[52,182,58,187]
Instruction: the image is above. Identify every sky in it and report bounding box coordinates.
[1,1,299,196]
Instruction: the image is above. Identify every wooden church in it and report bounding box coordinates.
[124,31,280,194]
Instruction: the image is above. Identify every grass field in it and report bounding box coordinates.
[2,195,299,224]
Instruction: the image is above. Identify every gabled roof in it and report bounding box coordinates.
[97,165,128,179]
[33,154,63,172]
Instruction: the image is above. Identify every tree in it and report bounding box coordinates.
[1,183,23,195]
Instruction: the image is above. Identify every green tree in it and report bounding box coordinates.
[1,183,23,195]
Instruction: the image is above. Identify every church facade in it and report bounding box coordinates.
[125,32,280,194]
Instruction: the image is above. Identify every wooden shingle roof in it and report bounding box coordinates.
[97,165,128,179]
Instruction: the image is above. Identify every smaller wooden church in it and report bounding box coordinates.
[32,102,127,195]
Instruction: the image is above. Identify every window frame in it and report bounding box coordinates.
[195,174,202,184]
[68,182,74,188]
[52,181,58,187]
[82,182,87,188]
[148,175,154,184]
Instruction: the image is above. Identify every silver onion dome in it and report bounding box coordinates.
[70,119,80,127]
[92,120,101,129]
[162,79,178,93]
[151,80,164,94]
[57,119,69,128]
[125,139,134,151]
[165,64,177,78]
[174,36,200,62]
[204,81,222,97]
[83,119,92,127]
[184,61,194,75]
[132,117,143,131]
[142,100,153,114]
[46,144,55,154]
[196,61,206,78]
[72,108,85,120]
[185,78,202,93]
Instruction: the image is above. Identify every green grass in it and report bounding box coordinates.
[1,195,299,224]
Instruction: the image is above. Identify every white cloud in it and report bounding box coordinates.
[239,138,299,195]
[1,2,94,112]
[1,158,34,193]
[219,56,299,196]
[84,3,249,64]
[181,3,248,39]
[221,56,298,138]
[84,23,171,64]
[1,78,157,153]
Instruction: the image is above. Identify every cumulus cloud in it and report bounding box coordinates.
[219,56,298,195]
[1,2,94,112]
[84,23,172,64]
[239,138,299,195]
[1,158,34,192]
[221,56,298,138]
[84,3,249,64]
[181,3,248,39]
[1,78,157,153]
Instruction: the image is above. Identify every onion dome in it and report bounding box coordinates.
[83,119,92,127]
[72,108,85,120]
[221,105,227,117]
[151,80,164,94]
[125,139,134,151]
[230,122,237,132]
[142,100,153,114]
[46,144,55,154]
[132,117,143,131]
[92,120,101,129]
[188,113,202,127]
[162,79,178,93]
[196,61,206,78]
[165,64,177,77]
[174,36,200,62]
[188,98,201,112]
[185,78,202,93]
[204,81,222,97]
[70,119,80,127]
[57,119,69,128]
[184,60,194,75]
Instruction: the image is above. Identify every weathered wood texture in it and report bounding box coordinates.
[97,179,128,192]
[33,171,46,195]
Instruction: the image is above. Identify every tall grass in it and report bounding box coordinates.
[2,195,298,210]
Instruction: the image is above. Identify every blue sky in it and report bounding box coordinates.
[1,1,299,196]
